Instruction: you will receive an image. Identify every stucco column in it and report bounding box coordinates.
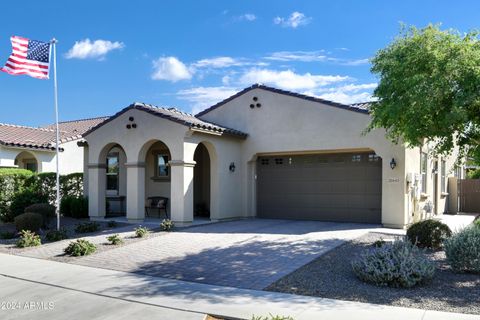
[170,160,195,226]
[126,162,145,221]
[82,145,89,197]
[88,164,106,219]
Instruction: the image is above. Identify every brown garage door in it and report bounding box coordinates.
[257,152,382,223]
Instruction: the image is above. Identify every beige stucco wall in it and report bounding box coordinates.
[199,88,411,228]
[0,140,84,175]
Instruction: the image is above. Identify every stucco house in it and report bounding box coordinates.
[0,117,107,174]
[82,84,464,229]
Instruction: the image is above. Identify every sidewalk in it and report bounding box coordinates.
[0,253,478,320]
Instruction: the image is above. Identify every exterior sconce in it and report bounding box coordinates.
[390,158,397,170]
[229,162,236,172]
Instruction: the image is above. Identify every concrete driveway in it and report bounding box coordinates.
[71,219,385,290]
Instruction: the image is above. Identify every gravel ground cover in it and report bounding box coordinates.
[266,232,480,315]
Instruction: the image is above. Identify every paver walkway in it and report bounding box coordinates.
[68,219,399,289]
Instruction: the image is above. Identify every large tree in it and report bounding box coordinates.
[368,24,480,162]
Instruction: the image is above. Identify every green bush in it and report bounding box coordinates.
[64,239,96,256]
[160,219,174,231]
[9,190,48,222]
[352,239,435,288]
[107,234,123,245]
[0,231,17,239]
[467,168,480,179]
[406,219,452,249]
[474,218,480,229]
[0,170,83,222]
[61,195,88,219]
[14,212,43,232]
[25,203,56,227]
[16,230,41,248]
[445,227,480,273]
[75,221,100,234]
[135,226,150,238]
[45,228,68,242]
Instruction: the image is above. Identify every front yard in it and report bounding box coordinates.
[266,231,480,315]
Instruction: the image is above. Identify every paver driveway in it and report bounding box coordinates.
[72,219,379,290]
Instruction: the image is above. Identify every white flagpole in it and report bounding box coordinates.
[51,38,61,231]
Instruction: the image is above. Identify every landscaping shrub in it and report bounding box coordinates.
[160,219,174,231]
[0,231,17,239]
[352,239,435,288]
[106,234,123,245]
[406,219,452,249]
[445,227,480,273]
[16,230,41,248]
[467,168,480,179]
[372,239,386,248]
[25,203,56,227]
[64,239,96,256]
[61,195,88,218]
[474,218,480,229]
[107,220,117,228]
[9,190,48,222]
[0,168,33,222]
[14,212,43,232]
[45,228,68,242]
[0,170,83,222]
[74,221,99,233]
[134,226,150,238]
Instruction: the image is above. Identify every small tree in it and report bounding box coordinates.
[368,24,480,161]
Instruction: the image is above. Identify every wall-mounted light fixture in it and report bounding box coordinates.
[229,162,236,172]
[390,158,397,170]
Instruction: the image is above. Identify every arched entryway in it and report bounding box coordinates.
[141,140,172,219]
[103,144,127,217]
[15,151,39,172]
[193,142,212,220]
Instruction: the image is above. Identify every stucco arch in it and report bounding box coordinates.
[14,150,41,172]
[96,142,128,164]
[193,141,219,220]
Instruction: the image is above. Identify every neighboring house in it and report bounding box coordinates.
[82,84,464,229]
[0,117,108,174]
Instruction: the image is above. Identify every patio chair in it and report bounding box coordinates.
[145,196,169,219]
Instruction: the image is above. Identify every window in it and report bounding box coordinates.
[352,155,361,162]
[25,160,37,172]
[274,158,283,165]
[106,153,119,193]
[261,158,269,165]
[368,154,380,162]
[155,153,170,178]
[441,160,446,193]
[420,152,428,193]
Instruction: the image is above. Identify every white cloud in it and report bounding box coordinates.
[239,68,349,91]
[341,58,370,66]
[178,86,238,114]
[238,13,256,21]
[336,83,377,92]
[151,56,193,82]
[193,56,245,68]
[265,51,327,62]
[318,91,373,104]
[273,11,311,28]
[65,39,124,60]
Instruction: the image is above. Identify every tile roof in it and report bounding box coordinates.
[196,83,371,117]
[349,102,373,111]
[0,124,59,151]
[0,117,108,151]
[43,116,109,142]
[83,103,248,138]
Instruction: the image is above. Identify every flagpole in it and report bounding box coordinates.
[51,38,60,231]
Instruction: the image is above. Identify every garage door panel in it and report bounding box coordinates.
[257,152,382,223]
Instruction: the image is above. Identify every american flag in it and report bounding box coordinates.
[1,36,51,79]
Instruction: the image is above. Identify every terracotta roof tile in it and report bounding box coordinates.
[83,103,248,138]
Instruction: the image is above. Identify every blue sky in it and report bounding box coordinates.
[1,0,479,126]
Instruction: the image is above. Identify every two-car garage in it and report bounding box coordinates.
[256,151,382,223]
